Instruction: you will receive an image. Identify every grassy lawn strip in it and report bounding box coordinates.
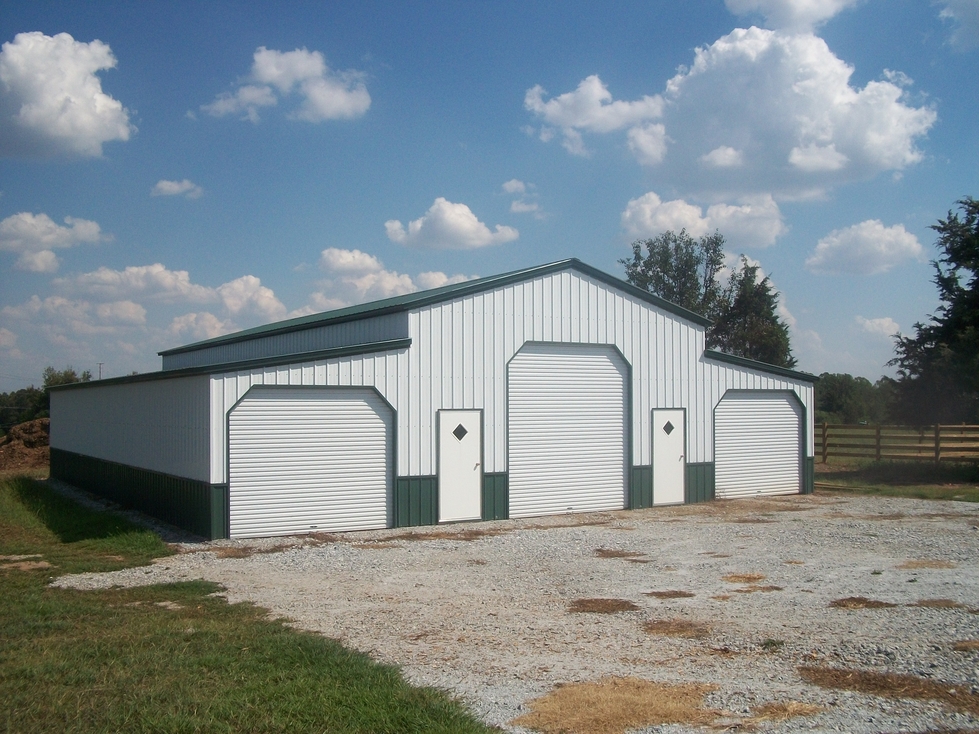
[815,459,979,503]
[0,477,494,734]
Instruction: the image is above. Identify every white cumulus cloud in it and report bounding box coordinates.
[621,192,787,249]
[310,247,476,308]
[525,75,663,157]
[152,179,203,199]
[56,263,215,302]
[700,145,744,168]
[661,27,936,195]
[627,123,668,165]
[502,179,526,194]
[806,219,923,275]
[167,312,234,341]
[0,212,106,272]
[202,46,370,123]
[216,275,287,320]
[0,32,133,158]
[855,315,900,338]
[95,300,146,325]
[938,0,979,49]
[724,0,860,31]
[385,198,518,250]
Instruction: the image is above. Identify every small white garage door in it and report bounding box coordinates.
[714,391,802,499]
[228,387,393,538]
[508,344,628,518]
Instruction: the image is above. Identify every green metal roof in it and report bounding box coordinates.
[159,258,712,356]
[703,349,818,383]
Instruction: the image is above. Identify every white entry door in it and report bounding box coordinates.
[652,408,685,505]
[438,410,482,522]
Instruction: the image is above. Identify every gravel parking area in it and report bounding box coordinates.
[55,492,979,733]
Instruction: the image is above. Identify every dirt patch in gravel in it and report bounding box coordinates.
[644,589,695,599]
[830,596,899,609]
[568,598,639,614]
[953,640,979,652]
[510,677,718,734]
[643,618,710,638]
[799,666,979,716]
[594,548,645,559]
[386,528,507,542]
[722,572,767,584]
[910,598,969,609]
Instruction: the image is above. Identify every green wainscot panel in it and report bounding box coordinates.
[629,466,653,509]
[482,473,508,521]
[685,462,715,504]
[393,476,438,528]
[50,448,228,539]
[803,457,815,495]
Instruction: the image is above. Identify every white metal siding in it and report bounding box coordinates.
[207,268,815,486]
[508,344,628,517]
[228,387,392,538]
[164,312,408,370]
[50,376,210,481]
[714,392,802,498]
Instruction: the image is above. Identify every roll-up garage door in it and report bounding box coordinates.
[508,344,628,518]
[714,392,802,499]
[228,387,393,538]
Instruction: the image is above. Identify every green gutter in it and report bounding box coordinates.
[159,258,712,357]
[50,338,413,391]
[703,349,818,383]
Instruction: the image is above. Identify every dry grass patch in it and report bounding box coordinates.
[1,559,53,571]
[643,618,710,639]
[212,546,254,559]
[745,701,823,723]
[798,666,979,716]
[910,598,968,609]
[701,551,731,558]
[569,598,639,614]
[644,590,695,599]
[351,541,399,549]
[722,573,767,584]
[829,596,898,609]
[784,559,805,565]
[711,594,732,601]
[952,640,979,652]
[510,677,718,734]
[595,548,645,559]
[732,517,775,524]
[896,559,957,570]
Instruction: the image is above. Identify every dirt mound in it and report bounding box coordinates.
[0,418,50,471]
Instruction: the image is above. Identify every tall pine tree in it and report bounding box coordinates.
[889,197,979,424]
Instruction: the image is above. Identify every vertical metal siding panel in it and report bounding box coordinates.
[210,377,225,483]
[51,377,210,481]
[453,300,464,407]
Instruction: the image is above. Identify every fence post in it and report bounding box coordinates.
[935,424,941,465]
[875,424,881,462]
[821,422,828,463]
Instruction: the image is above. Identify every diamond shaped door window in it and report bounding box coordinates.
[452,424,469,441]
[663,421,675,435]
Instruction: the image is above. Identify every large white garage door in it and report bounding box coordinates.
[228,387,393,538]
[714,392,801,499]
[508,344,628,518]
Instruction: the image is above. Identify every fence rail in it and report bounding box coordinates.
[819,423,979,463]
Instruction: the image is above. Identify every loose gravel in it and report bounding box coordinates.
[52,490,979,733]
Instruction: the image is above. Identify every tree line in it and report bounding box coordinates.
[0,366,91,435]
[624,196,978,427]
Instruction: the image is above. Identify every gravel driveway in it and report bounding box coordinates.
[55,492,979,733]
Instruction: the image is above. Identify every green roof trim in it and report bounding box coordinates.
[159,258,711,357]
[703,349,818,383]
[51,339,412,391]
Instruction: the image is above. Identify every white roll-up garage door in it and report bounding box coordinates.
[714,392,801,499]
[228,387,393,538]
[508,344,628,518]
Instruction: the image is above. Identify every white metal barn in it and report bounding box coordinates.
[50,259,816,539]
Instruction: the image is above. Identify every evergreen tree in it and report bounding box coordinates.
[712,257,796,368]
[889,197,979,424]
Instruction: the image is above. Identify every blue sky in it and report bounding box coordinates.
[1,0,977,391]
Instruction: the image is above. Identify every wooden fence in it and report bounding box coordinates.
[819,423,979,463]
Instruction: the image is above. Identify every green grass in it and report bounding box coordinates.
[0,476,496,733]
[815,459,979,503]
